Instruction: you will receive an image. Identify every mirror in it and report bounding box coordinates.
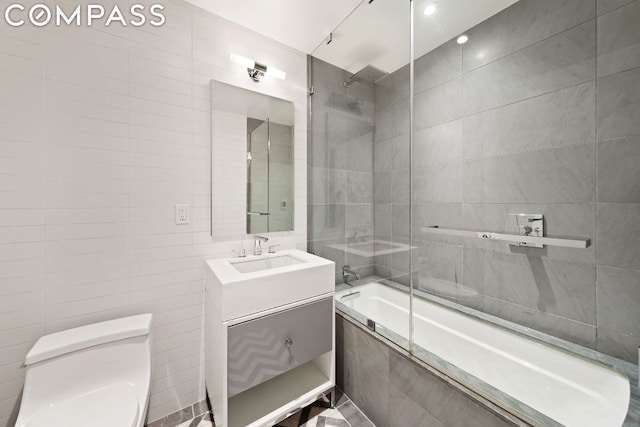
[210,81,294,236]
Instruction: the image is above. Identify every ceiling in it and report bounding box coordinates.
[183,0,363,54]
[185,0,519,74]
[313,0,519,74]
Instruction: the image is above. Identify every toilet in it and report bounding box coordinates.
[15,314,153,427]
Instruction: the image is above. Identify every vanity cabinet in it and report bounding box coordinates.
[204,251,335,427]
[227,297,333,397]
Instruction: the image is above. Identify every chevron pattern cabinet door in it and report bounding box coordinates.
[227,297,333,397]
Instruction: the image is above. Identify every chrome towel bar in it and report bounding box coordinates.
[422,226,591,249]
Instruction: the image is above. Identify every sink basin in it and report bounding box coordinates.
[230,254,303,273]
[205,249,335,320]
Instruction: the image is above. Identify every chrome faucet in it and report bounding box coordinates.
[253,235,268,255]
[343,265,360,284]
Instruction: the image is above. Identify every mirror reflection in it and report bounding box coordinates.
[210,81,294,236]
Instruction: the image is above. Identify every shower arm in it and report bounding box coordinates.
[421,226,591,249]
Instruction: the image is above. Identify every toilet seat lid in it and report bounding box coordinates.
[25,383,139,427]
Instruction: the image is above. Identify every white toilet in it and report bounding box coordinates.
[15,314,153,427]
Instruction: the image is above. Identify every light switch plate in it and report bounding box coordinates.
[175,204,189,224]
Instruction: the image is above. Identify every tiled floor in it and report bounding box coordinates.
[177,390,375,427]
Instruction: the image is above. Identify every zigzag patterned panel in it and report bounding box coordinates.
[226,297,333,397]
[228,327,291,396]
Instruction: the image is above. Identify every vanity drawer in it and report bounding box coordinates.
[227,297,333,397]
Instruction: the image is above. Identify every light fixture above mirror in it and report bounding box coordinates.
[229,53,286,82]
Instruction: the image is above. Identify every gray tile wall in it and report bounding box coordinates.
[373,65,412,283]
[373,0,640,363]
[336,314,518,427]
[308,58,376,282]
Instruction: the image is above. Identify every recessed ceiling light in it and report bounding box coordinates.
[457,34,469,44]
[423,3,438,15]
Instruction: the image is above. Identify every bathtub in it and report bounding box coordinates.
[336,282,631,427]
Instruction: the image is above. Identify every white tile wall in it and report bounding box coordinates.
[0,0,308,425]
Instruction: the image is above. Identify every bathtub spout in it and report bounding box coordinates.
[343,265,360,284]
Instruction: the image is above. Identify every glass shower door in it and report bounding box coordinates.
[308,0,413,353]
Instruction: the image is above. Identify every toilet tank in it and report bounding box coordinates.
[20,314,153,416]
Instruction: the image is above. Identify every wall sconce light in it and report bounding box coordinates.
[230,53,286,82]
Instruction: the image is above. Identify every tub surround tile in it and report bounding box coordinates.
[462,82,596,159]
[391,204,410,242]
[342,311,389,380]
[374,107,393,143]
[597,135,640,203]
[597,0,640,77]
[375,76,393,112]
[346,172,374,204]
[597,66,640,140]
[389,65,411,106]
[412,204,463,246]
[391,170,410,204]
[597,0,637,15]
[415,242,463,286]
[463,0,596,72]
[414,40,462,95]
[412,162,463,204]
[463,21,596,116]
[413,78,463,131]
[390,99,410,139]
[308,204,346,240]
[374,204,392,238]
[389,385,444,427]
[596,328,640,365]
[374,172,392,204]
[308,131,347,170]
[309,168,346,204]
[311,110,372,141]
[374,141,393,173]
[351,369,389,427]
[597,266,640,337]
[346,204,373,232]
[462,144,596,204]
[413,120,463,167]
[346,135,374,173]
[390,134,410,171]
[388,351,515,427]
[463,247,597,325]
[597,203,640,270]
[339,320,390,427]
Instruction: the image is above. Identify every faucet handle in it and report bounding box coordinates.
[268,245,280,254]
[232,249,246,258]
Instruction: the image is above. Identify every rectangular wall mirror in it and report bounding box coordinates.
[211,80,294,236]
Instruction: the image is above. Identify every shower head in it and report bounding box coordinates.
[344,65,389,87]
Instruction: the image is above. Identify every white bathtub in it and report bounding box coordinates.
[336,282,630,427]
